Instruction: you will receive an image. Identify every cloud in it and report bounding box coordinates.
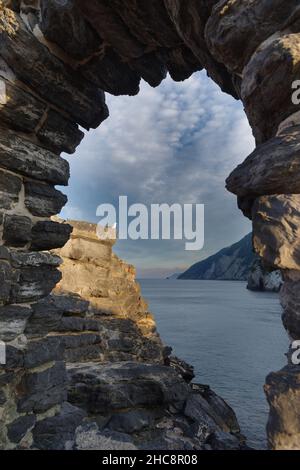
[61,71,255,277]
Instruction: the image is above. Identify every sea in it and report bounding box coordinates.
[139,279,288,449]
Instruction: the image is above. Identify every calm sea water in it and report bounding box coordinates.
[139,279,288,449]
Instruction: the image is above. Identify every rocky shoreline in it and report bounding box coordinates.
[42,219,244,451]
[0,0,300,449]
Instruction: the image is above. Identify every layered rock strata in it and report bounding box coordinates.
[50,219,243,450]
[0,0,299,449]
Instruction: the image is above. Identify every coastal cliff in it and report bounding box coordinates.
[0,0,299,450]
[48,218,244,450]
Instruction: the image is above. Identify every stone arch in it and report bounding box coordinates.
[0,0,299,450]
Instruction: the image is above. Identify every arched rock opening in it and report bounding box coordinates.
[0,0,299,450]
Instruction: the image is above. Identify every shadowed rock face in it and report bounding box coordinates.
[0,0,299,450]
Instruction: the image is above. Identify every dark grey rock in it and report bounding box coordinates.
[56,333,102,362]
[31,220,72,251]
[75,423,136,450]
[24,337,64,369]
[0,260,13,303]
[0,14,109,129]
[5,344,24,369]
[37,109,84,155]
[67,362,189,415]
[81,49,141,96]
[205,0,299,74]
[0,304,32,341]
[194,384,241,434]
[0,168,22,210]
[0,389,6,405]
[17,361,67,413]
[226,126,300,198]
[0,78,45,133]
[184,393,219,437]
[32,402,86,450]
[131,52,167,88]
[0,246,10,261]
[40,0,101,60]
[52,294,89,317]
[57,316,100,333]
[0,371,15,386]
[7,414,36,444]
[107,409,153,433]
[168,356,195,383]
[3,214,32,248]
[0,127,69,185]
[24,180,67,217]
[10,266,62,303]
[25,296,64,337]
[207,430,241,450]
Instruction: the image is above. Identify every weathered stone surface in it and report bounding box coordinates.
[164,0,238,97]
[7,414,35,444]
[280,276,300,339]
[247,258,283,293]
[0,14,109,129]
[0,168,22,210]
[39,0,101,60]
[193,384,240,434]
[75,423,137,450]
[77,0,144,60]
[67,362,189,415]
[37,109,84,155]
[3,214,32,247]
[205,0,300,74]
[56,333,102,363]
[31,221,72,251]
[32,402,86,450]
[168,356,195,383]
[265,365,300,450]
[25,296,64,337]
[206,430,241,450]
[108,0,181,49]
[226,126,300,199]
[24,180,67,217]
[160,46,202,82]
[0,127,69,185]
[24,337,64,369]
[51,293,89,317]
[107,409,154,434]
[0,77,45,132]
[0,259,14,304]
[5,341,25,368]
[0,389,6,405]
[10,252,62,304]
[252,195,300,270]
[10,252,62,269]
[57,316,100,333]
[17,361,67,413]
[242,33,300,142]
[130,53,167,88]
[0,304,31,341]
[81,50,141,96]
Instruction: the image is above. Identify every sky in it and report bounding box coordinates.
[60,70,254,278]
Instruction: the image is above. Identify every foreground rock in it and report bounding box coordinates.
[67,362,243,450]
[247,259,283,293]
[52,219,244,450]
[1,0,299,450]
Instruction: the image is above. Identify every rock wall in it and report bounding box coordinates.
[247,259,283,293]
[0,0,299,449]
[53,219,167,365]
